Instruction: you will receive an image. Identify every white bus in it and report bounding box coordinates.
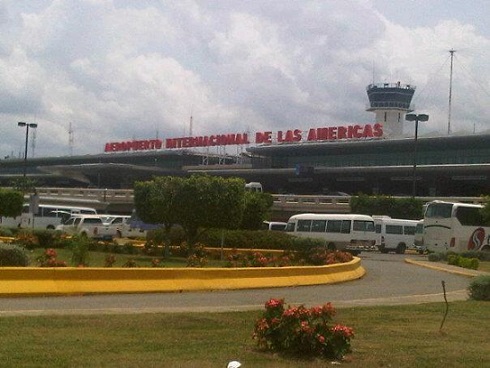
[414,220,425,254]
[285,213,377,255]
[20,204,98,229]
[373,216,419,254]
[423,200,490,253]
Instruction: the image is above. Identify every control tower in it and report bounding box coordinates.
[366,82,415,137]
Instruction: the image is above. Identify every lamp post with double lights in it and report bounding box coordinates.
[17,121,38,177]
[405,113,429,197]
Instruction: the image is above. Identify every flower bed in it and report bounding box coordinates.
[253,298,354,360]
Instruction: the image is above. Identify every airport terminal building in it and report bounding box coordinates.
[1,83,489,196]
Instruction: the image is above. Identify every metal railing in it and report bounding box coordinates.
[29,187,487,207]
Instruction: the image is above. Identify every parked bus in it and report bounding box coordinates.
[19,204,98,229]
[423,200,490,253]
[372,216,419,254]
[0,214,22,228]
[414,220,425,254]
[285,213,377,255]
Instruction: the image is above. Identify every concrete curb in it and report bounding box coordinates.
[404,258,487,277]
[0,257,365,296]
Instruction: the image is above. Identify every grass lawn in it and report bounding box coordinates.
[478,261,490,273]
[0,301,488,367]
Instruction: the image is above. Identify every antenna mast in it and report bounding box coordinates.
[31,129,36,157]
[447,49,456,135]
[69,122,74,156]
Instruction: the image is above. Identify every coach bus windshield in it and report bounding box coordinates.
[425,202,453,218]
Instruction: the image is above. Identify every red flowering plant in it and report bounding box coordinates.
[249,252,271,267]
[151,258,163,267]
[253,298,354,360]
[15,231,39,250]
[104,254,117,267]
[36,248,67,267]
[305,248,353,266]
[186,243,208,267]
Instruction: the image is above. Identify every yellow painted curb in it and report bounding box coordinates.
[0,257,365,296]
[404,258,482,278]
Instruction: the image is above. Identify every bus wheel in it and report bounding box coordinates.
[396,244,406,254]
[47,225,55,230]
[327,243,336,251]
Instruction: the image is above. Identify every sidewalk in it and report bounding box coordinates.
[405,258,489,278]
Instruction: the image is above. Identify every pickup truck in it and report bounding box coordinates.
[55,215,117,240]
[100,215,139,238]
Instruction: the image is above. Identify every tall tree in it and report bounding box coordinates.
[241,191,274,230]
[134,175,246,249]
[0,189,24,218]
[173,175,245,245]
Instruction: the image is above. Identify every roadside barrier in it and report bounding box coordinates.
[0,257,365,296]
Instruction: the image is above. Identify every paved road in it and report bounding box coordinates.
[0,253,474,316]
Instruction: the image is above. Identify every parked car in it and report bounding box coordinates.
[55,215,117,240]
[101,215,132,238]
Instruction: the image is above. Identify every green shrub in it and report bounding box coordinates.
[150,227,327,252]
[0,227,14,237]
[199,228,297,250]
[0,243,29,266]
[447,254,459,266]
[447,254,479,270]
[32,229,61,248]
[468,275,490,301]
[70,235,91,267]
[460,257,479,270]
[147,227,185,246]
[428,253,441,262]
[123,243,137,254]
[461,250,490,262]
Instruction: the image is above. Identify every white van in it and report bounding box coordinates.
[373,216,418,254]
[245,182,263,192]
[20,204,98,229]
[285,213,377,255]
[262,221,287,231]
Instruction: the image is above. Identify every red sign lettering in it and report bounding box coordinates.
[104,124,383,152]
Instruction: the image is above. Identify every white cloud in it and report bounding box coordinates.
[0,0,489,158]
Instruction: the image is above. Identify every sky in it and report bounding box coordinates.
[1,0,490,158]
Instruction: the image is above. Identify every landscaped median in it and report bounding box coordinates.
[0,257,365,296]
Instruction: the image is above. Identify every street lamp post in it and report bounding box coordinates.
[405,113,429,197]
[17,122,38,177]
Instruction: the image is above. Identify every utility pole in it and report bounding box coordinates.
[447,49,456,135]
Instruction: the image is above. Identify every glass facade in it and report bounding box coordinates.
[265,137,490,169]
